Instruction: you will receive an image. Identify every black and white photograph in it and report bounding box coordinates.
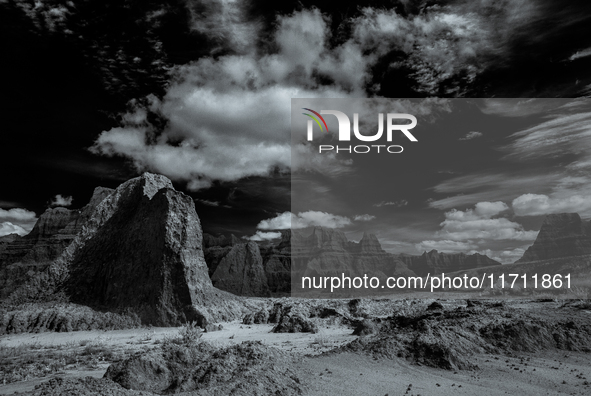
[1,1,591,395]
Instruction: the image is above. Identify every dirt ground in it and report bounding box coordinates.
[1,299,591,395]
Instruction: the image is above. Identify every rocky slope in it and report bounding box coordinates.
[0,188,114,299]
[2,173,236,327]
[398,250,502,276]
[0,187,113,266]
[516,213,591,263]
[203,231,291,296]
[210,241,271,297]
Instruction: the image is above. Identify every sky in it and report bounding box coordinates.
[1,0,591,262]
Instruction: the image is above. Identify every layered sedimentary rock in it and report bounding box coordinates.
[292,228,415,285]
[260,230,291,294]
[203,231,291,296]
[210,241,271,297]
[0,187,113,266]
[62,173,220,326]
[0,188,114,299]
[398,250,502,276]
[3,173,230,326]
[203,233,242,276]
[516,213,591,263]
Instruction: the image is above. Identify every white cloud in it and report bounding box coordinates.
[438,202,537,241]
[512,193,591,217]
[186,0,261,53]
[91,9,367,190]
[50,194,73,207]
[245,230,282,241]
[354,214,375,221]
[459,131,482,140]
[257,210,352,230]
[374,200,408,207]
[0,222,28,237]
[0,208,37,223]
[568,47,591,61]
[0,208,38,236]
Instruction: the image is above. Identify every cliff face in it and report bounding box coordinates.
[0,188,114,299]
[62,173,216,326]
[261,230,291,294]
[210,241,270,297]
[0,187,114,266]
[2,173,230,327]
[398,250,502,276]
[292,228,415,283]
[516,213,591,263]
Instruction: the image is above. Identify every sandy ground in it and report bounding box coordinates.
[299,351,591,396]
[2,304,591,396]
[0,322,356,395]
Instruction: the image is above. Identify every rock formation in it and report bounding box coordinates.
[260,230,291,294]
[398,250,502,276]
[292,228,416,291]
[0,187,114,299]
[516,213,591,263]
[2,173,233,327]
[210,241,271,297]
[0,187,113,266]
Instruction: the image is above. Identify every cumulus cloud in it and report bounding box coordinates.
[88,1,554,189]
[257,211,352,230]
[245,230,282,241]
[354,214,375,221]
[0,208,37,223]
[50,194,73,207]
[438,202,537,241]
[91,9,366,190]
[416,201,536,256]
[0,222,28,237]
[459,131,483,140]
[512,193,591,217]
[0,208,38,236]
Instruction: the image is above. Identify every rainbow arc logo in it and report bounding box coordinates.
[302,108,329,133]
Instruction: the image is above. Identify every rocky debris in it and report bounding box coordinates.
[270,303,319,333]
[3,173,237,328]
[397,250,502,277]
[426,301,444,311]
[342,301,591,371]
[29,376,148,396]
[104,341,303,395]
[352,318,379,336]
[242,309,270,325]
[210,241,271,297]
[516,213,591,263]
[0,303,140,334]
[273,313,318,334]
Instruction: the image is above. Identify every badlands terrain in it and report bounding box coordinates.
[1,173,590,395]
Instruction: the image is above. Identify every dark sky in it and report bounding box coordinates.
[1,0,591,261]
